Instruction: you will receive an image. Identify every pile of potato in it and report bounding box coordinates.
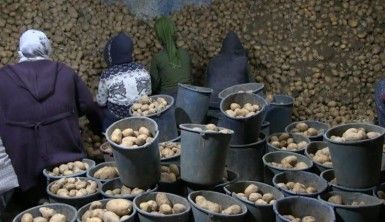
[160,164,180,183]
[49,177,98,198]
[195,195,242,215]
[20,207,67,222]
[270,155,309,170]
[110,126,153,148]
[139,193,187,215]
[236,184,276,205]
[93,166,119,180]
[290,122,322,137]
[309,147,332,167]
[330,128,381,142]
[225,102,261,118]
[283,215,317,222]
[269,133,308,151]
[160,142,181,159]
[47,160,90,177]
[81,199,133,222]
[276,182,317,194]
[105,185,146,197]
[131,96,168,116]
[328,195,365,206]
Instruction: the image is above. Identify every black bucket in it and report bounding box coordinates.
[285,120,330,141]
[224,181,284,222]
[218,83,265,100]
[43,159,96,183]
[101,177,158,200]
[274,196,336,222]
[175,84,213,126]
[218,92,268,145]
[86,161,119,184]
[264,95,294,134]
[185,170,239,194]
[272,171,328,198]
[324,123,385,188]
[180,124,233,185]
[133,192,191,222]
[266,133,310,154]
[106,117,160,188]
[188,191,248,222]
[227,133,267,181]
[12,203,78,222]
[319,191,383,222]
[261,121,271,137]
[305,141,333,173]
[159,136,181,165]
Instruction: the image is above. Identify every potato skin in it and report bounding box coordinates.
[105,199,132,217]
[21,213,34,222]
[49,214,66,222]
[102,211,120,222]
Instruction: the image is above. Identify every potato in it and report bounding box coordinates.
[221,205,241,215]
[21,213,34,222]
[160,172,177,183]
[56,189,69,197]
[159,204,173,215]
[262,193,274,203]
[255,199,268,205]
[367,131,381,139]
[90,209,105,218]
[74,161,86,170]
[94,166,118,179]
[33,217,48,222]
[244,184,259,197]
[230,103,241,110]
[248,192,262,202]
[155,193,171,206]
[172,203,187,214]
[121,186,131,195]
[131,188,144,195]
[106,199,132,216]
[281,155,298,165]
[85,218,102,222]
[195,196,221,213]
[111,129,123,144]
[139,202,151,212]
[295,162,308,169]
[147,200,158,211]
[302,216,316,222]
[49,214,66,222]
[102,211,120,222]
[296,122,309,131]
[328,195,343,205]
[139,127,150,136]
[169,164,179,176]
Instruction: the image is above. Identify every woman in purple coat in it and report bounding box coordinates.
[0,30,102,206]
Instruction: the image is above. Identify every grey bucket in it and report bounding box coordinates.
[274,196,336,222]
[43,158,96,183]
[324,123,385,188]
[272,171,328,198]
[285,120,330,141]
[319,191,383,222]
[77,198,136,222]
[262,151,313,184]
[218,83,265,100]
[227,133,267,181]
[86,161,119,184]
[261,121,270,137]
[101,177,158,200]
[175,83,213,126]
[266,132,310,154]
[320,169,376,195]
[47,177,102,209]
[218,92,268,145]
[185,170,239,194]
[180,124,233,185]
[130,95,177,142]
[159,136,181,165]
[13,203,78,222]
[305,141,333,173]
[188,190,248,222]
[224,181,284,222]
[264,95,294,134]
[133,192,191,222]
[106,117,160,188]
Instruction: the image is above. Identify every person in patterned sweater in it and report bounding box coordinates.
[96,32,152,131]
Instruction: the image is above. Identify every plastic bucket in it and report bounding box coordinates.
[305,141,333,173]
[285,120,330,141]
[133,192,191,222]
[130,95,177,142]
[272,171,328,198]
[266,133,310,154]
[175,83,213,126]
[101,177,158,200]
[264,95,294,134]
[180,124,233,185]
[86,161,119,184]
[324,123,385,188]
[274,196,336,222]
[159,136,181,165]
[224,181,284,222]
[227,133,267,181]
[106,117,160,188]
[218,92,268,145]
[43,159,96,183]
[188,190,247,222]
[319,191,383,222]
[13,203,78,222]
[261,121,270,137]
[77,198,136,222]
[218,83,265,100]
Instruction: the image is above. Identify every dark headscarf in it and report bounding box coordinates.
[104,32,133,67]
[220,31,246,56]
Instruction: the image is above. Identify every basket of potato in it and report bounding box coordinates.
[285,121,330,141]
[218,83,265,100]
[47,177,101,209]
[267,133,310,154]
[101,177,158,200]
[324,123,385,189]
[87,162,119,183]
[77,199,136,222]
[159,141,181,164]
[305,141,333,172]
[43,159,95,181]
[12,203,77,222]
[133,192,191,221]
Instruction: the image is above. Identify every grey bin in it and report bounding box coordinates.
[266,132,310,154]
[101,177,158,200]
[285,120,330,142]
[264,95,294,134]
[106,117,160,188]
[13,203,77,222]
[86,161,118,184]
[218,82,265,100]
[305,141,333,173]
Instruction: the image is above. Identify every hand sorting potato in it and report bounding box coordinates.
[81,199,133,222]
[330,127,381,142]
[110,126,153,148]
[309,147,332,167]
[283,215,317,222]
[105,185,147,197]
[93,166,119,180]
[21,207,66,222]
[290,122,322,137]
[269,133,308,151]
[276,182,317,194]
[49,177,98,198]
[139,193,187,215]
[131,95,168,116]
[191,124,232,134]
[225,102,261,118]
[270,155,309,170]
[195,195,242,215]
[327,195,365,206]
[236,184,276,205]
[159,142,181,159]
[48,160,90,177]
[160,164,180,183]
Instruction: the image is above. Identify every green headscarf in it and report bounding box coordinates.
[154,16,180,67]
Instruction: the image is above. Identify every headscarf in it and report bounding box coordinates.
[103,32,133,67]
[220,31,246,56]
[18,29,52,62]
[154,16,180,67]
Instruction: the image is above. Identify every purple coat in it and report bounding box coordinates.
[0,60,102,191]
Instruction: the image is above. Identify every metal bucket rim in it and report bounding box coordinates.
[262,151,314,171]
[218,82,265,99]
[318,191,384,208]
[129,94,174,117]
[101,178,158,199]
[178,83,213,94]
[46,176,102,200]
[12,203,78,222]
[267,132,311,152]
[324,123,385,145]
[320,169,376,192]
[305,142,333,170]
[77,198,136,221]
[219,93,267,120]
[230,132,266,148]
[179,124,234,135]
[269,94,294,106]
[43,158,96,180]
[285,120,330,139]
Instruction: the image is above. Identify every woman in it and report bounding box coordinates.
[0,29,102,206]
[96,32,151,130]
[150,16,192,97]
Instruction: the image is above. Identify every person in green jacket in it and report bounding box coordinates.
[150,16,192,97]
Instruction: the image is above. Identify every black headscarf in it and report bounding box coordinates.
[220,31,246,56]
[104,32,133,67]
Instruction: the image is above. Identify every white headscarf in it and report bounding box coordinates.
[18,29,52,62]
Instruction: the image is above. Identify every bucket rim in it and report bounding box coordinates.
[13,203,78,222]
[323,123,385,145]
[77,198,136,221]
[219,92,267,120]
[320,169,376,192]
[218,82,265,99]
[269,94,294,106]
[179,123,234,135]
[46,176,102,200]
[262,151,314,171]
[304,141,333,170]
[318,190,384,208]
[229,132,266,148]
[129,94,174,117]
[101,178,158,199]
[267,132,311,152]
[178,83,213,94]
[42,158,96,180]
[285,120,330,140]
